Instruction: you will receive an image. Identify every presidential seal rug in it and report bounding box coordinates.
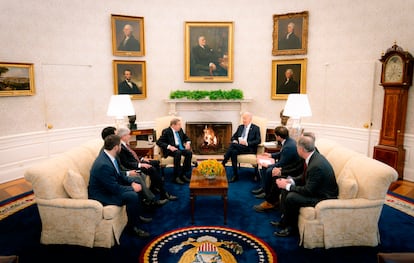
[140,226,277,263]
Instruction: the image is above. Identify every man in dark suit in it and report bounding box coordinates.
[118,69,142,95]
[273,135,338,237]
[253,126,301,212]
[118,24,140,51]
[222,112,261,183]
[88,134,150,238]
[117,127,178,203]
[156,118,193,185]
[277,68,299,94]
[191,35,226,76]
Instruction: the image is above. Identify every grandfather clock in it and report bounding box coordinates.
[373,43,414,179]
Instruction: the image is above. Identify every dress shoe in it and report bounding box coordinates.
[155,199,169,206]
[181,176,191,183]
[251,187,264,194]
[270,220,284,228]
[166,193,178,201]
[274,227,294,237]
[254,192,266,199]
[174,177,185,185]
[253,201,275,212]
[139,216,153,223]
[132,227,150,238]
[229,176,238,183]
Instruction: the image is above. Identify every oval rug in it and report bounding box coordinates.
[140,226,277,263]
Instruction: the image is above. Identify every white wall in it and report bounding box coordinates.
[1,0,414,182]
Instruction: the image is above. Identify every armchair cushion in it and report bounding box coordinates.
[63,169,88,199]
[337,168,358,199]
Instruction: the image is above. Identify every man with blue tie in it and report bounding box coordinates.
[88,134,150,238]
[222,112,261,182]
[156,118,193,185]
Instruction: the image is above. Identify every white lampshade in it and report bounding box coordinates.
[106,95,135,121]
[283,94,312,119]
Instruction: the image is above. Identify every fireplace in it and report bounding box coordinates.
[186,122,232,155]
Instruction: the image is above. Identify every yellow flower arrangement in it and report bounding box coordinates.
[197,159,224,179]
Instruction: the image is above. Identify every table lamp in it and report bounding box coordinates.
[106,95,135,128]
[283,94,312,139]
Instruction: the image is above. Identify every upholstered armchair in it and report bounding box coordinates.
[236,116,268,177]
[24,139,128,248]
[298,138,398,249]
[154,115,197,176]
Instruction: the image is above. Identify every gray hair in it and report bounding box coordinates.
[298,135,315,152]
[117,127,131,137]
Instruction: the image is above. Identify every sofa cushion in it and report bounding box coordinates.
[337,167,358,199]
[63,169,88,199]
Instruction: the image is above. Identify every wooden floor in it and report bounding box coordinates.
[1,177,414,203]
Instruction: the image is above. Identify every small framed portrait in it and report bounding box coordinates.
[113,60,146,100]
[0,62,35,97]
[271,59,307,100]
[111,14,145,57]
[272,11,308,56]
[184,21,234,82]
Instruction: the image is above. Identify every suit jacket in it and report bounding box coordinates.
[156,127,190,157]
[291,151,338,200]
[271,137,300,168]
[119,144,140,170]
[278,78,299,94]
[88,150,136,206]
[118,80,142,95]
[118,35,140,51]
[231,123,261,153]
[278,32,301,50]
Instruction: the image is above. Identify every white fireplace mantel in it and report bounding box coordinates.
[164,99,252,115]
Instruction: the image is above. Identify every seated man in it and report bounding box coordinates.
[221,112,261,183]
[156,118,193,185]
[273,135,338,237]
[117,127,178,203]
[253,126,301,212]
[88,134,150,238]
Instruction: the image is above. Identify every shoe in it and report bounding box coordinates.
[132,227,150,238]
[254,192,266,199]
[253,201,275,212]
[174,177,185,185]
[274,227,294,237]
[181,176,191,183]
[139,216,153,223]
[270,220,284,228]
[229,176,238,183]
[251,187,264,194]
[166,193,178,201]
[155,199,169,206]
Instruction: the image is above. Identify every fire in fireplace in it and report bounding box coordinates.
[186,122,232,155]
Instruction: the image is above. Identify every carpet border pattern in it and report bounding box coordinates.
[385,192,414,217]
[0,191,35,220]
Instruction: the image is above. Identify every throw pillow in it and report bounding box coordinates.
[337,168,358,199]
[63,169,88,199]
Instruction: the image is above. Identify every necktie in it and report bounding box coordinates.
[126,144,140,162]
[113,158,120,174]
[302,162,308,183]
[175,131,184,150]
[241,126,247,138]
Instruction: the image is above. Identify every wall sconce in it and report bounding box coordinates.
[283,94,312,139]
[106,95,135,128]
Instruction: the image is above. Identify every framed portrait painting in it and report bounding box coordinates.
[111,14,145,56]
[272,11,308,56]
[184,21,234,82]
[0,62,35,97]
[271,59,307,100]
[113,60,146,100]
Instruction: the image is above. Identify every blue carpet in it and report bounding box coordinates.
[0,167,413,263]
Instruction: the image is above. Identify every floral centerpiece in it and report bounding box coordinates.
[197,159,225,180]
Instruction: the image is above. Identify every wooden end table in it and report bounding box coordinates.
[131,140,155,159]
[189,168,228,224]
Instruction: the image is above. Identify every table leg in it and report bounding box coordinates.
[190,192,195,224]
[223,193,228,225]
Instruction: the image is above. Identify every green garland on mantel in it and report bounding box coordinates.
[169,89,243,100]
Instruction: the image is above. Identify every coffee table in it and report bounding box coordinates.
[189,168,228,224]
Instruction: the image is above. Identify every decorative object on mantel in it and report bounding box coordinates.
[169,89,243,100]
[197,159,225,180]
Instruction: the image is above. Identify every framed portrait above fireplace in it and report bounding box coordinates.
[184,21,234,83]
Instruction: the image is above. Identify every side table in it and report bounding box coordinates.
[131,140,155,159]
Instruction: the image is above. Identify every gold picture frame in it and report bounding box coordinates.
[271,59,307,100]
[184,21,234,82]
[113,60,146,100]
[0,62,35,97]
[111,14,145,57]
[272,11,309,56]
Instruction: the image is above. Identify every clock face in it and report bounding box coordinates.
[384,55,404,83]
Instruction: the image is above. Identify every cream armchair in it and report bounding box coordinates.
[298,138,398,249]
[236,116,268,177]
[24,139,127,248]
[154,115,197,177]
